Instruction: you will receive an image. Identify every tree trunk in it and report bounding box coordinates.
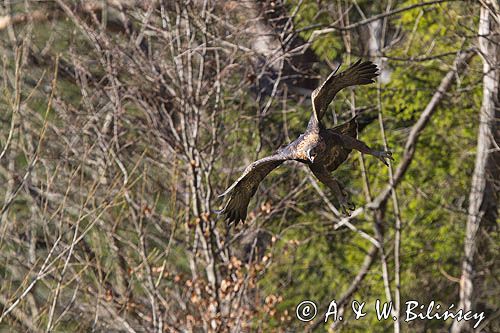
[451,2,499,332]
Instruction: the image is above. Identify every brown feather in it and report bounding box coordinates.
[324,117,358,172]
[311,60,379,123]
[219,153,292,224]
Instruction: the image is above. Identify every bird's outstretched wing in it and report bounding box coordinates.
[311,59,379,122]
[218,152,292,224]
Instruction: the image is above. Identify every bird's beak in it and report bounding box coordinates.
[306,149,315,163]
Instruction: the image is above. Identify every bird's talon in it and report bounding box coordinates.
[377,150,393,166]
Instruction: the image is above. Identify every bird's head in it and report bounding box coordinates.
[306,147,318,163]
[306,141,325,163]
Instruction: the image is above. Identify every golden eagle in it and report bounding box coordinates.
[219,60,393,223]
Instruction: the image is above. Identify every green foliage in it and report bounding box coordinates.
[254,1,490,332]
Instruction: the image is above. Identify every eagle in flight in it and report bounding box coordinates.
[219,59,393,224]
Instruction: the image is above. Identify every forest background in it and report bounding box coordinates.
[0,0,498,332]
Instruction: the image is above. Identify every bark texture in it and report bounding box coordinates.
[451,2,499,332]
